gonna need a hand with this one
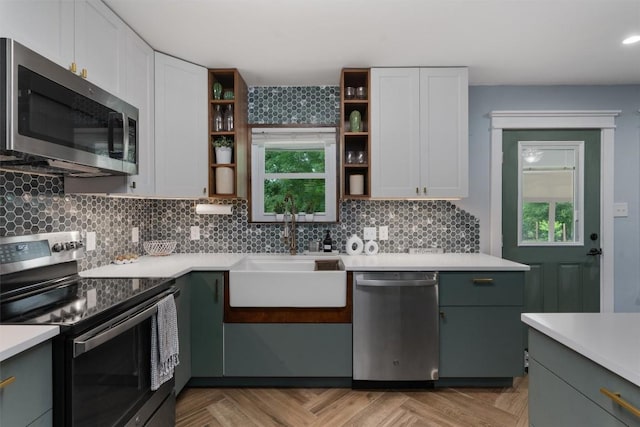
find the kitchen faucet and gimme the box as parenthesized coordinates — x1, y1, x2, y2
(282, 193, 297, 255)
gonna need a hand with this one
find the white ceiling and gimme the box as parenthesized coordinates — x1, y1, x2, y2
(105, 0, 640, 86)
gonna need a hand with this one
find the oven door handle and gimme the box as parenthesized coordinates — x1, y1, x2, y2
(73, 288, 178, 358)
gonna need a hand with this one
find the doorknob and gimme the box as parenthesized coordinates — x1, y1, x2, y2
(587, 248, 603, 256)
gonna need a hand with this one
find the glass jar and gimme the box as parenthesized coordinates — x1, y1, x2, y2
(213, 105, 223, 132)
(224, 105, 234, 131)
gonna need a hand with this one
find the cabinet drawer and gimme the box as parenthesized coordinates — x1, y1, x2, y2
(529, 329, 640, 426)
(0, 342, 52, 427)
(529, 359, 627, 427)
(439, 272, 524, 306)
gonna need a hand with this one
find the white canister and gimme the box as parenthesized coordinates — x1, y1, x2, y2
(215, 167, 234, 194)
(349, 174, 364, 195)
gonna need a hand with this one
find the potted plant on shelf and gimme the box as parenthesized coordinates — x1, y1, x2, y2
(304, 201, 315, 222)
(213, 136, 233, 164)
(274, 200, 285, 222)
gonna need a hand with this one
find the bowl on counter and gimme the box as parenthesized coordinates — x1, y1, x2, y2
(143, 240, 177, 256)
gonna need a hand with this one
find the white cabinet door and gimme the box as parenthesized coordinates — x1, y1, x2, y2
(154, 52, 208, 198)
(0, 0, 74, 68)
(370, 68, 421, 198)
(73, 0, 126, 96)
(419, 68, 468, 198)
(124, 28, 155, 195)
(370, 67, 468, 199)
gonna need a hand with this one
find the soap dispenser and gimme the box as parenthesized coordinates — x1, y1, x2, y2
(323, 230, 333, 253)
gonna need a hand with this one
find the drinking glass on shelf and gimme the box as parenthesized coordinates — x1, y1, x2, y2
(356, 151, 366, 164)
(346, 151, 355, 164)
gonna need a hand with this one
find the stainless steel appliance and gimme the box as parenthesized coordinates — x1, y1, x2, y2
(1, 38, 138, 177)
(0, 232, 177, 426)
(353, 271, 439, 385)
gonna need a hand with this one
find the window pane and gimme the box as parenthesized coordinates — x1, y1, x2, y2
(554, 202, 574, 242)
(264, 179, 326, 212)
(265, 148, 325, 173)
(522, 202, 549, 242)
(518, 142, 582, 245)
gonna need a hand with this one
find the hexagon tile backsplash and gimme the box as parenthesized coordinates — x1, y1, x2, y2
(1, 171, 479, 271)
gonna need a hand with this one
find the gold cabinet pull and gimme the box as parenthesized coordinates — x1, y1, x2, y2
(0, 376, 16, 389)
(415, 187, 419, 195)
(80, 68, 88, 79)
(69, 62, 77, 73)
(423, 187, 427, 194)
(600, 388, 640, 418)
(472, 278, 494, 284)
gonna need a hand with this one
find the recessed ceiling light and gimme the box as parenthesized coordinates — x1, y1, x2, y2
(622, 35, 640, 45)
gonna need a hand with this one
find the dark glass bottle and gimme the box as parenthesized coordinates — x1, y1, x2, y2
(323, 230, 333, 253)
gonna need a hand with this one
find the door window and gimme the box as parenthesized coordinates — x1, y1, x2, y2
(518, 141, 584, 246)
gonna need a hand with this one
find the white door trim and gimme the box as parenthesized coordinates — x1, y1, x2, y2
(489, 110, 620, 313)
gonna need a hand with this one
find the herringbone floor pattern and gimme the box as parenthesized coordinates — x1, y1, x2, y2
(176, 376, 528, 427)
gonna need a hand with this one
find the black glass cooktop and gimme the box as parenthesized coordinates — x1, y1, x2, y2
(3, 276, 172, 327)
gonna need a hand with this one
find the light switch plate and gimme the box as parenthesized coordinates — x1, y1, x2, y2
(379, 226, 389, 240)
(87, 288, 97, 308)
(131, 227, 139, 243)
(86, 232, 96, 251)
(363, 227, 377, 241)
(190, 226, 200, 240)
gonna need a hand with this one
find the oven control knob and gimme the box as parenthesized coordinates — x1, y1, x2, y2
(52, 243, 64, 252)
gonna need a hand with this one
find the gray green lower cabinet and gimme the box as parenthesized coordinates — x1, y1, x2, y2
(528, 329, 639, 426)
(438, 271, 524, 381)
(0, 341, 53, 427)
(174, 274, 192, 394)
(224, 324, 352, 378)
(190, 272, 224, 378)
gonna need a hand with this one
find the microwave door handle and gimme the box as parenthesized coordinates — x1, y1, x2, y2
(107, 112, 124, 157)
(123, 114, 130, 162)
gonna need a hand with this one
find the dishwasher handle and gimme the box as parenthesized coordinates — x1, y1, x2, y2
(356, 278, 437, 288)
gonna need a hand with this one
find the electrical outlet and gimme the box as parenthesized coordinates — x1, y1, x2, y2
(363, 227, 377, 241)
(131, 227, 139, 243)
(379, 226, 389, 240)
(86, 232, 96, 251)
(614, 202, 628, 217)
(190, 226, 200, 240)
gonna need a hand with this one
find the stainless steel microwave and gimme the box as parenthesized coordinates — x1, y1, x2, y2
(1, 38, 138, 176)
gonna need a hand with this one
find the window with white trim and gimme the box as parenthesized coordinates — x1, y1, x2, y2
(518, 141, 584, 246)
(251, 128, 337, 222)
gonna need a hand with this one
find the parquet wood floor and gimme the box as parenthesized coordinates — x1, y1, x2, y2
(175, 376, 528, 427)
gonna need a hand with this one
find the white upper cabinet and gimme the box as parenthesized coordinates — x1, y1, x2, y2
(123, 28, 155, 195)
(371, 67, 468, 199)
(0, 0, 74, 67)
(154, 52, 208, 198)
(0, 0, 126, 97)
(73, 0, 126, 95)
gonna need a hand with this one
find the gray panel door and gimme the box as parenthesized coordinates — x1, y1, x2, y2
(502, 129, 601, 313)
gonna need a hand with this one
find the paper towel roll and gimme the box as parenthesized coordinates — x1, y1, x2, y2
(349, 174, 364, 195)
(345, 235, 364, 255)
(364, 240, 379, 255)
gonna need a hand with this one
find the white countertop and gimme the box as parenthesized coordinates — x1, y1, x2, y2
(522, 313, 640, 387)
(80, 253, 246, 278)
(81, 252, 528, 278)
(0, 325, 59, 362)
(339, 253, 529, 271)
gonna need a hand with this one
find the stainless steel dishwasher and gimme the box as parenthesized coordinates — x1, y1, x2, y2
(353, 271, 439, 384)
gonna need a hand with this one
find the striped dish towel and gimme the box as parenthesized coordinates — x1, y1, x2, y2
(151, 294, 180, 391)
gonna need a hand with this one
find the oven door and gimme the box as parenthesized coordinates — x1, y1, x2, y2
(63, 289, 177, 427)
